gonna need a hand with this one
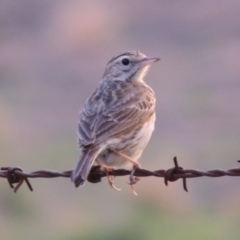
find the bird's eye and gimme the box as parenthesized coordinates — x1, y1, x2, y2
(121, 58, 130, 66)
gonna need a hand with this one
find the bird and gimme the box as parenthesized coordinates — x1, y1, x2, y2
(71, 51, 159, 191)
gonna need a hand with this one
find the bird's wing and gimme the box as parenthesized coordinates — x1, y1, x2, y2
(78, 82, 155, 147)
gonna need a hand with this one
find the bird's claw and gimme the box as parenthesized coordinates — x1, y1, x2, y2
(127, 167, 140, 195)
(108, 175, 121, 191)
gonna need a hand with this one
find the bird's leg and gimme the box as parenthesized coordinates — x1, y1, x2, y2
(111, 150, 141, 195)
(111, 150, 142, 169)
(95, 159, 121, 191)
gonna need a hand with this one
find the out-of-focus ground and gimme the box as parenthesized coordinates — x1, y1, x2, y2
(0, 1, 240, 239)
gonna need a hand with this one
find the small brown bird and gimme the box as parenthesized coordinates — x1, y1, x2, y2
(71, 51, 159, 190)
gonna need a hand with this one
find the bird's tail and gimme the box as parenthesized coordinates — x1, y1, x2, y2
(71, 148, 100, 187)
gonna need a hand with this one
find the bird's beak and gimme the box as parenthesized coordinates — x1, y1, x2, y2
(140, 57, 160, 67)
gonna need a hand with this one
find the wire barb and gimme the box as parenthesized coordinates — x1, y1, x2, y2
(1, 157, 240, 193)
(1, 167, 33, 193)
(164, 157, 188, 192)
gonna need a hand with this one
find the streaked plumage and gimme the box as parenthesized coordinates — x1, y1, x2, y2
(72, 51, 159, 187)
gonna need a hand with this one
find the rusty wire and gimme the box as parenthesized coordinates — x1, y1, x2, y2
(1, 157, 240, 193)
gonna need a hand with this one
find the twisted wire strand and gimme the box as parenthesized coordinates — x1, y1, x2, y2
(1, 157, 240, 193)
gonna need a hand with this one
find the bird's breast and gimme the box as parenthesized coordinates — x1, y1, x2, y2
(98, 113, 156, 168)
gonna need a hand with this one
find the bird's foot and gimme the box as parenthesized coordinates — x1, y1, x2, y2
(103, 166, 121, 192)
(127, 166, 140, 196)
(108, 174, 121, 191)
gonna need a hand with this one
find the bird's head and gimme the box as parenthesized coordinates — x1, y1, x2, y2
(103, 51, 160, 82)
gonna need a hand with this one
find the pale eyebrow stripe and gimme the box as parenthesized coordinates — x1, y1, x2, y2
(108, 52, 134, 64)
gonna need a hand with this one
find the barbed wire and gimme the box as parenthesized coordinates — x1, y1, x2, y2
(1, 157, 240, 193)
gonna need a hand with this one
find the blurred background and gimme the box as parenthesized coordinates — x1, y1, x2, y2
(1, 0, 240, 239)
